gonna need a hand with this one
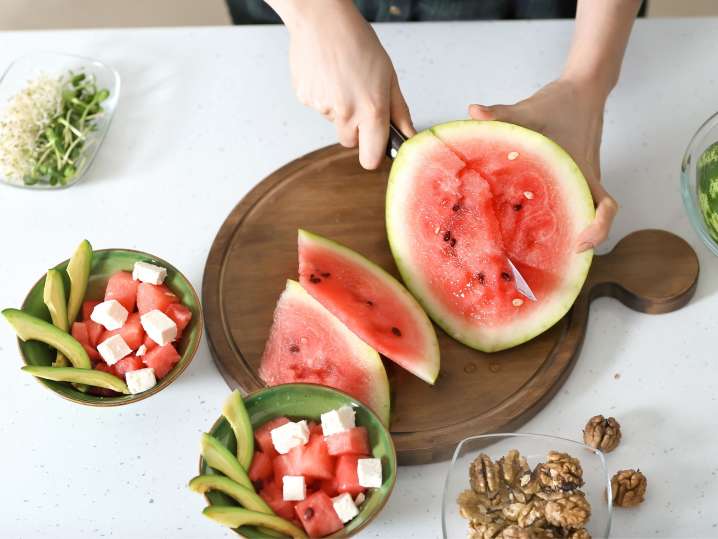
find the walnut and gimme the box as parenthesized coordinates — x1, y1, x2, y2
(611, 469, 647, 508)
(458, 489, 491, 522)
(567, 529, 591, 539)
(533, 451, 584, 495)
(516, 499, 547, 528)
(583, 415, 621, 453)
(544, 492, 591, 529)
(471, 453, 502, 498)
(499, 525, 534, 539)
(469, 518, 508, 539)
(499, 449, 531, 488)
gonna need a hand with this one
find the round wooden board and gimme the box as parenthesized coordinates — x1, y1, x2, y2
(203, 145, 699, 465)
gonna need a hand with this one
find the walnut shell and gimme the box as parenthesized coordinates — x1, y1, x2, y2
(471, 453, 503, 498)
(583, 415, 621, 453)
(544, 492, 591, 529)
(611, 469, 647, 508)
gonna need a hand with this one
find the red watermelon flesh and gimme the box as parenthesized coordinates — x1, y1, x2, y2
(71, 322, 99, 360)
(99, 312, 145, 350)
(142, 343, 180, 379)
(164, 303, 192, 332)
(114, 355, 144, 377)
(85, 320, 104, 347)
(255, 417, 290, 458)
(298, 230, 440, 385)
(334, 454, 367, 496)
(325, 427, 371, 456)
(294, 491, 344, 538)
(259, 280, 390, 425)
(387, 121, 594, 352)
(248, 451, 273, 484)
(104, 271, 138, 312)
(286, 432, 335, 480)
(137, 283, 179, 315)
(81, 300, 100, 322)
(259, 481, 296, 521)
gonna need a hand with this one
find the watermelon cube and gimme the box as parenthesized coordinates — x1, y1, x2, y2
(294, 491, 344, 538)
(99, 312, 145, 350)
(325, 427, 371, 457)
(259, 481, 296, 521)
(248, 451, 273, 484)
(137, 283, 179, 315)
(335, 454, 367, 496)
(81, 300, 100, 322)
(85, 320, 104, 347)
(164, 303, 192, 332)
(143, 334, 158, 352)
(114, 355, 145, 377)
(104, 271, 138, 312)
(288, 432, 335, 480)
(141, 343, 180, 379)
(94, 361, 120, 379)
(272, 453, 299, 486)
(255, 417, 290, 458)
(319, 477, 339, 498)
(71, 322, 99, 360)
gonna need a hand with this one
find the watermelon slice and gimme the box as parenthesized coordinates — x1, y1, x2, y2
(259, 280, 390, 425)
(387, 121, 594, 352)
(298, 230, 440, 384)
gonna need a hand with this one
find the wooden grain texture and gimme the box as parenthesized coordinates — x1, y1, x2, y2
(202, 145, 699, 465)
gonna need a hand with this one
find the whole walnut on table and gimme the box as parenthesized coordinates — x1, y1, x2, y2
(611, 469, 647, 508)
(583, 415, 622, 453)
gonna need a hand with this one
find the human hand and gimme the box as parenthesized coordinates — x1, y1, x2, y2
(468, 78, 618, 252)
(283, 1, 415, 169)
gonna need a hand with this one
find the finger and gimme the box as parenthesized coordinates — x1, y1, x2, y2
(335, 119, 359, 148)
(576, 195, 619, 252)
(390, 77, 416, 137)
(468, 103, 515, 122)
(358, 111, 390, 170)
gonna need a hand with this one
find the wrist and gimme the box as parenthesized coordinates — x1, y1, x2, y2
(267, 0, 356, 33)
(560, 68, 613, 106)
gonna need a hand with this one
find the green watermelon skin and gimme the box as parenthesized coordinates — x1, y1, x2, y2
(698, 141, 718, 242)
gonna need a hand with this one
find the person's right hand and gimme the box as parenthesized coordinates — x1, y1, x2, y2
(281, 1, 415, 169)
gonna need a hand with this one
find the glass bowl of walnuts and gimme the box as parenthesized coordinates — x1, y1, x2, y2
(442, 433, 612, 539)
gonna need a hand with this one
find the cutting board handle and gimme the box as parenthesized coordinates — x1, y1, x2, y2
(584, 229, 699, 313)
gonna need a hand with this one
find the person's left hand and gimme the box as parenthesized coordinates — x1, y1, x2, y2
(469, 78, 618, 252)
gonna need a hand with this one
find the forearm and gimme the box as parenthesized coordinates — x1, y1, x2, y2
(563, 0, 642, 99)
(265, 0, 359, 32)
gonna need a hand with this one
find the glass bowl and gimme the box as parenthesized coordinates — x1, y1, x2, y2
(0, 52, 120, 189)
(681, 110, 718, 256)
(442, 433, 612, 539)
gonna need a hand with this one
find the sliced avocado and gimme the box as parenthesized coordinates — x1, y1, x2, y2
(222, 389, 254, 470)
(43, 269, 69, 367)
(21, 366, 129, 394)
(200, 433, 253, 491)
(3, 309, 91, 369)
(203, 506, 307, 539)
(66, 240, 92, 325)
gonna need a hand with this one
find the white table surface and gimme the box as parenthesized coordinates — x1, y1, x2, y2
(0, 17, 717, 539)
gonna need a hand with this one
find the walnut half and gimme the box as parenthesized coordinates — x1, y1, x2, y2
(544, 492, 591, 529)
(470, 453, 502, 498)
(611, 469, 647, 508)
(583, 415, 622, 453)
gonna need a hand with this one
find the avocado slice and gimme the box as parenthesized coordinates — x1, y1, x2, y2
(203, 506, 307, 539)
(21, 366, 129, 394)
(200, 433, 253, 491)
(222, 389, 254, 470)
(66, 240, 92, 325)
(43, 269, 70, 367)
(3, 309, 91, 369)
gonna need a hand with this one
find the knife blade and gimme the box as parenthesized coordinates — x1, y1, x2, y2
(507, 258, 537, 302)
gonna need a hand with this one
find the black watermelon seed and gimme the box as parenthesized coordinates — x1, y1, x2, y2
(513, 204, 522, 211)
(391, 326, 402, 337)
(501, 272, 511, 281)
(449, 238, 456, 247)
(452, 204, 460, 212)
(320, 272, 331, 278)
(366, 300, 374, 306)
(309, 274, 321, 284)
(476, 272, 485, 284)
(304, 508, 315, 520)
(289, 344, 300, 353)
(443, 231, 451, 242)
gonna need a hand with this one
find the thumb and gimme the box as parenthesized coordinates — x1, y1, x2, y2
(468, 103, 516, 122)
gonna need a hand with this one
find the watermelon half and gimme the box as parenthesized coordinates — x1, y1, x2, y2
(386, 120, 594, 352)
(259, 280, 390, 424)
(297, 229, 440, 384)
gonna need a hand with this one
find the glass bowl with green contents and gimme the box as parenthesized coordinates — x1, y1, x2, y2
(0, 52, 120, 189)
(681, 110, 718, 256)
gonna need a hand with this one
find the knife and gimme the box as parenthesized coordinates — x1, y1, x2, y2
(386, 123, 537, 302)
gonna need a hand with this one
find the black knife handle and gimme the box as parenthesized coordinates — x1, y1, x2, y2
(386, 123, 408, 159)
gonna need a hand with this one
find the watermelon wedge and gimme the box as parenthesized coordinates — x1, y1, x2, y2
(259, 280, 390, 425)
(387, 120, 594, 352)
(297, 230, 440, 385)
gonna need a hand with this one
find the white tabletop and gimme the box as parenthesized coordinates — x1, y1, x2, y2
(0, 18, 717, 539)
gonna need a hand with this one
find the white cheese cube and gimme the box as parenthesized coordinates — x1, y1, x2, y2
(270, 420, 310, 454)
(132, 261, 167, 285)
(135, 344, 147, 357)
(321, 405, 356, 437)
(90, 299, 128, 331)
(97, 334, 132, 366)
(282, 475, 306, 501)
(125, 367, 157, 394)
(357, 458, 382, 488)
(140, 309, 177, 346)
(354, 493, 365, 506)
(332, 493, 359, 523)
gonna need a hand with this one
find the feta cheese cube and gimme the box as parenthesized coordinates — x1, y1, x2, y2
(354, 493, 365, 506)
(90, 299, 128, 331)
(357, 458, 382, 488)
(270, 420, 310, 454)
(132, 261, 167, 285)
(321, 405, 356, 436)
(125, 367, 157, 394)
(135, 344, 147, 357)
(140, 309, 177, 346)
(282, 475, 306, 501)
(332, 493, 359, 523)
(97, 334, 132, 366)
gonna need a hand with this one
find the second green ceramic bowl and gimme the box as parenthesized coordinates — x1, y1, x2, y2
(18, 248, 203, 406)
(200, 383, 397, 538)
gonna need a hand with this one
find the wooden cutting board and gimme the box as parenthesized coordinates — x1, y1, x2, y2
(202, 145, 699, 465)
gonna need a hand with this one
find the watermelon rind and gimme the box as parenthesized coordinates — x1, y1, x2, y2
(386, 120, 595, 353)
(698, 141, 718, 242)
(261, 280, 391, 425)
(298, 229, 440, 384)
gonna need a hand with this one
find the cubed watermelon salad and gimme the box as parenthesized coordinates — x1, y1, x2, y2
(192, 391, 385, 539)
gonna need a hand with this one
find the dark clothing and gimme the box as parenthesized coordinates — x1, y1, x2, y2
(226, 0, 646, 25)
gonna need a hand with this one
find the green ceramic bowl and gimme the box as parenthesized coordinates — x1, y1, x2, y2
(199, 384, 397, 538)
(18, 248, 202, 406)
